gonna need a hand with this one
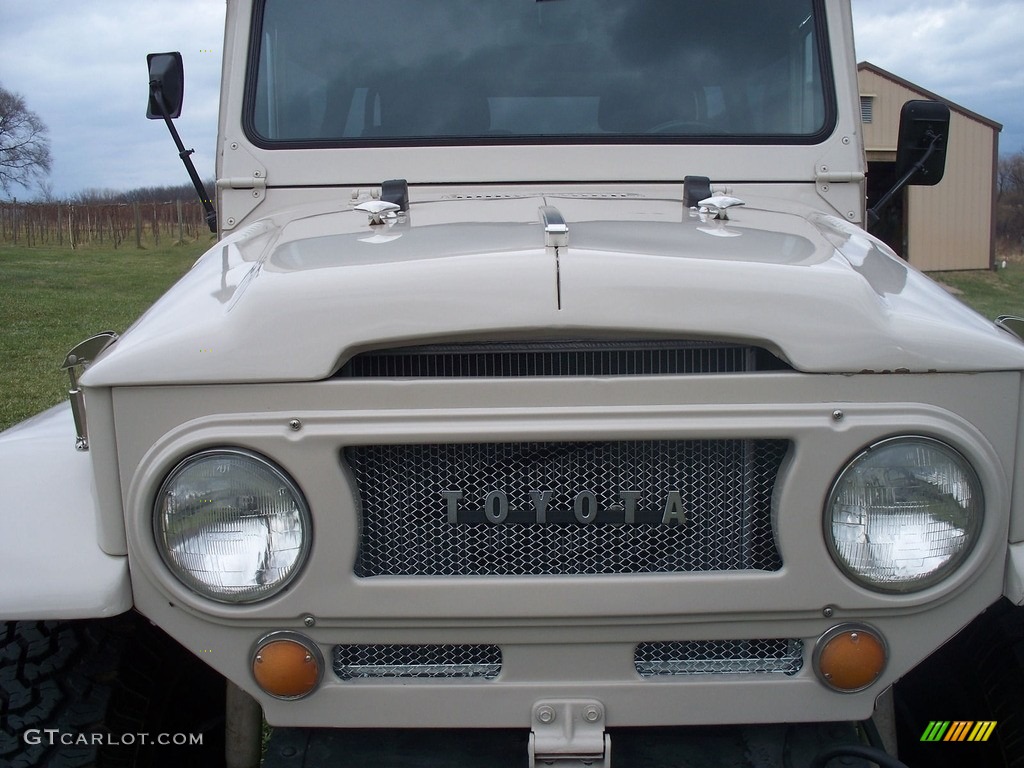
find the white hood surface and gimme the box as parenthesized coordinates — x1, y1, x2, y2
(83, 192, 1024, 386)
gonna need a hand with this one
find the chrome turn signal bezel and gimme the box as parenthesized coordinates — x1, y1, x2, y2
(252, 631, 324, 700)
(812, 623, 888, 693)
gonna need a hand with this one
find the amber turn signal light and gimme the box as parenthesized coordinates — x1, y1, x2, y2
(813, 624, 887, 692)
(252, 632, 323, 700)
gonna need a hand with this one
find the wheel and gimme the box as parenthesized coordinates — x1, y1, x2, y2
(0, 614, 226, 768)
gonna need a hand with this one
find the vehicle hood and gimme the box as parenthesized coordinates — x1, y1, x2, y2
(83, 192, 1024, 386)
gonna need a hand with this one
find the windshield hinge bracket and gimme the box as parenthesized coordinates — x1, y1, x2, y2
(217, 142, 269, 230)
(813, 155, 867, 223)
(217, 175, 267, 190)
(815, 168, 865, 184)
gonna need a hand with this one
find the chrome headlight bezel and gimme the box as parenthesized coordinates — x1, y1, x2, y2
(153, 447, 312, 604)
(824, 435, 984, 594)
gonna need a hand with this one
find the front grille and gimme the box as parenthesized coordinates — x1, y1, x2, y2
(345, 439, 787, 577)
(333, 644, 502, 680)
(635, 639, 805, 677)
(337, 340, 790, 378)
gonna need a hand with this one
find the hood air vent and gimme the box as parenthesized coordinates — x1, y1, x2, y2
(337, 341, 790, 378)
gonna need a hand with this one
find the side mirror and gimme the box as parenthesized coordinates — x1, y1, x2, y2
(894, 99, 949, 187)
(867, 99, 950, 231)
(147, 52, 184, 119)
(146, 51, 217, 232)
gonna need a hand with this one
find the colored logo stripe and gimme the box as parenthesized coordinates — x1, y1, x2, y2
(944, 722, 973, 741)
(921, 721, 950, 742)
(920, 721, 997, 742)
(968, 722, 998, 742)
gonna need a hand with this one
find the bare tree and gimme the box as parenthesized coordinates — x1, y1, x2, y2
(996, 150, 1024, 250)
(0, 84, 53, 196)
(998, 151, 1024, 201)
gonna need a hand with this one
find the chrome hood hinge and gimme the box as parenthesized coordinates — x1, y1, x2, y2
(61, 331, 118, 450)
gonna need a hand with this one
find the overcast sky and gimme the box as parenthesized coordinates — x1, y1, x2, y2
(0, 0, 1021, 199)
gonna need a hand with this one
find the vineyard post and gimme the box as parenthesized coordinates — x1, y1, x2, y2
(134, 201, 143, 249)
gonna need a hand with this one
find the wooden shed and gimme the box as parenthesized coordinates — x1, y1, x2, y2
(857, 61, 1001, 271)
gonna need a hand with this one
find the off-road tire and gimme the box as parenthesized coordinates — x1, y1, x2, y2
(0, 614, 225, 768)
(893, 599, 1024, 768)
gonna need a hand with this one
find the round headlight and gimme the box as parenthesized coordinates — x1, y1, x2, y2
(825, 437, 982, 593)
(154, 449, 311, 603)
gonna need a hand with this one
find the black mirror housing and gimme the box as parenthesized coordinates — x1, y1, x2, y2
(147, 52, 184, 119)
(895, 100, 950, 187)
(867, 99, 951, 231)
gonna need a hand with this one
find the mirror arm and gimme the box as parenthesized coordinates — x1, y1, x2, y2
(150, 82, 218, 233)
(866, 130, 942, 231)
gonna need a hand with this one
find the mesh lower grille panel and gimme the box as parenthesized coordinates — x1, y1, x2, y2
(635, 639, 805, 677)
(333, 644, 502, 680)
(346, 440, 787, 577)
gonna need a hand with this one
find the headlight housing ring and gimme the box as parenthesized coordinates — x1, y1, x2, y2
(824, 436, 983, 593)
(154, 448, 312, 604)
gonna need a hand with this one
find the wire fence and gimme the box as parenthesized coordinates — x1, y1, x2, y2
(0, 200, 209, 248)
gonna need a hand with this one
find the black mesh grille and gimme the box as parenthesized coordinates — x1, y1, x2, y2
(345, 440, 787, 577)
(634, 639, 804, 677)
(337, 341, 790, 378)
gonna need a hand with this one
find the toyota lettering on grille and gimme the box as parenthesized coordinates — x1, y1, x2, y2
(442, 490, 688, 526)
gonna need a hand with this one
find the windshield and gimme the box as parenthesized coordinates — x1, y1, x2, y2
(246, 0, 833, 147)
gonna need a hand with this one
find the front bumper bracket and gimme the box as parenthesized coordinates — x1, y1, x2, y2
(529, 699, 610, 768)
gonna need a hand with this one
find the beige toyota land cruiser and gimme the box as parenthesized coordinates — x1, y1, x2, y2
(4, 2, 1024, 767)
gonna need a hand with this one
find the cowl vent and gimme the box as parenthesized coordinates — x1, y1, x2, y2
(336, 340, 791, 378)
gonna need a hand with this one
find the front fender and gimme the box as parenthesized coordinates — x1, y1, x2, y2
(0, 404, 131, 619)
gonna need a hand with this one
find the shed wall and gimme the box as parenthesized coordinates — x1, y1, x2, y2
(908, 117, 994, 271)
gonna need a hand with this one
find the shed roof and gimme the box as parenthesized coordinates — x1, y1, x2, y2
(858, 61, 1002, 132)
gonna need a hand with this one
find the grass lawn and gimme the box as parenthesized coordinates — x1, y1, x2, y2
(1, 238, 1022, 433)
(0, 238, 212, 431)
(927, 260, 1024, 321)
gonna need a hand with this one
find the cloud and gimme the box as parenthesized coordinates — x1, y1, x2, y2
(852, 0, 1024, 150)
(0, 0, 224, 196)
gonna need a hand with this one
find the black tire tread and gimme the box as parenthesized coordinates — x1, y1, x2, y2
(0, 619, 125, 767)
(0, 614, 225, 768)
